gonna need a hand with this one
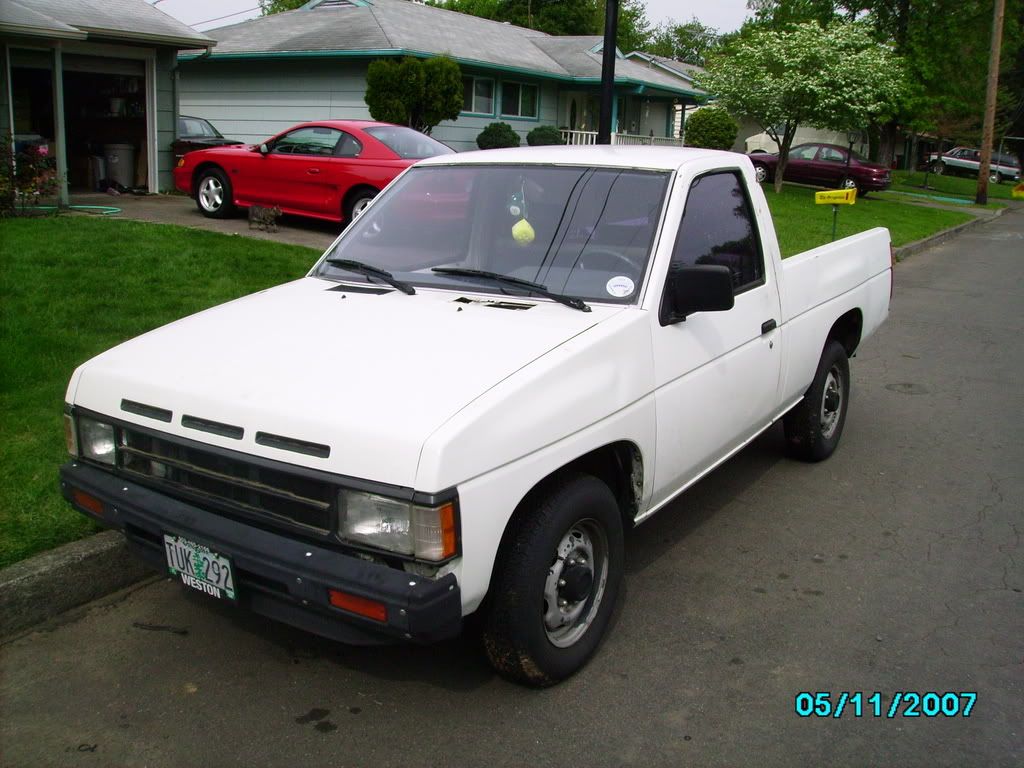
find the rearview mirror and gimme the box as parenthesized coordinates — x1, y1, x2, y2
(659, 265, 735, 325)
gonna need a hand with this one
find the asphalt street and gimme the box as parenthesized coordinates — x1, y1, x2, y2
(2, 208, 1022, 767)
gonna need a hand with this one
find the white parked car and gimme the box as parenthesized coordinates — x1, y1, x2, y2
(61, 146, 891, 686)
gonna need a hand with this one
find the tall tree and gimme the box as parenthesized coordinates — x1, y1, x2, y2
(615, 0, 652, 53)
(259, 0, 306, 14)
(429, 0, 601, 35)
(647, 18, 720, 65)
(699, 21, 906, 192)
(746, 0, 844, 27)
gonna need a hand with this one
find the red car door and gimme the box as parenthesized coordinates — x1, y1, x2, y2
(814, 145, 849, 187)
(783, 144, 821, 185)
(248, 126, 343, 216)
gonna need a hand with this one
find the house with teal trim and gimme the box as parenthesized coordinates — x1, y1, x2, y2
(178, 0, 706, 152)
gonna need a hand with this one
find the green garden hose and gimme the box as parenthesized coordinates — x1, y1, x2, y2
(27, 205, 122, 215)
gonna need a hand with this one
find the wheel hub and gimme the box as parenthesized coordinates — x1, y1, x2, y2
(820, 367, 843, 439)
(542, 520, 609, 648)
(824, 389, 841, 413)
(558, 564, 593, 603)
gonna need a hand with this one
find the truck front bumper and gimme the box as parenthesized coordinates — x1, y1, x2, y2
(60, 461, 462, 646)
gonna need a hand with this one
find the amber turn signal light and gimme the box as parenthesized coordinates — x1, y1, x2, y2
(71, 488, 104, 517)
(328, 589, 387, 622)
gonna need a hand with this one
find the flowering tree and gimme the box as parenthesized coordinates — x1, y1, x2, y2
(698, 22, 905, 192)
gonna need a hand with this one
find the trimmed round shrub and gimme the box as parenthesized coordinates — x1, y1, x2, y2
(685, 107, 739, 151)
(526, 125, 564, 146)
(476, 122, 521, 150)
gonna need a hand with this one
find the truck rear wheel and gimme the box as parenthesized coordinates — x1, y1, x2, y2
(482, 473, 623, 687)
(783, 340, 850, 462)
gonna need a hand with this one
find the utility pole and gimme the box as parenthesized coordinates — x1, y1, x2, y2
(976, 0, 1006, 205)
(597, 0, 619, 145)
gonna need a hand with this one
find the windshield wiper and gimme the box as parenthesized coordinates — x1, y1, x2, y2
(325, 258, 416, 295)
(431, 268, 591, 313)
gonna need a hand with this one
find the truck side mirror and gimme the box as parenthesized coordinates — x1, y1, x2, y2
(659, 264, 735, 325)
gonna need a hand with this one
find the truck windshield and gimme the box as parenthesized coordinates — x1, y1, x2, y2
(316, 164, 670, 305)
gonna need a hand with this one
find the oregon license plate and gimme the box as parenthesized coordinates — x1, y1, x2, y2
(164, 534, 236, 601)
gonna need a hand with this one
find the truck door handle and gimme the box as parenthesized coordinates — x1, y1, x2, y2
(761, 319, 777, 334)
(307, 168, 320, 175)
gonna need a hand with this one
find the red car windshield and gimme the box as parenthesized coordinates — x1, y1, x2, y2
(364, 126, 455, 159)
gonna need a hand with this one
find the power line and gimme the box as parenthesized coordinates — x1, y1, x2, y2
(189, 6, 262, 28)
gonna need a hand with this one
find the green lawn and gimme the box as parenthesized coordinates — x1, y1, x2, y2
(891, 170, 1019, 201)
(763, 183, 974, 257)
(0, 216, 319, 568)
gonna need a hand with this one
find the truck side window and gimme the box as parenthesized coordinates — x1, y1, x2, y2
(669, 171, 764, 293)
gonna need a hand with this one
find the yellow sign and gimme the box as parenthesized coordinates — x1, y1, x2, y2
(1012, 183, 1024, 200)
(815, 188, 858, 205)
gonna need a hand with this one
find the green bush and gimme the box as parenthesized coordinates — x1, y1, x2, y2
(526, 125, 564, 146)
(684, 107, 739, 151)
(476, 122, 521, 150)
(0, 135, 59, 217)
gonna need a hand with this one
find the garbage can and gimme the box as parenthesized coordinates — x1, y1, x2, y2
(103, 143, 135, 188)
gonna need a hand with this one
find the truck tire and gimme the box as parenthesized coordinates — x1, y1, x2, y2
(482, 473, 623, 687)
(931, 161, 945, 175)
(783, 340, 850, 462)
(195, 167, 235, 219)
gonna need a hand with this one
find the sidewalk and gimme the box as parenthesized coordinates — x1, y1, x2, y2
(69, 193, 339, 252)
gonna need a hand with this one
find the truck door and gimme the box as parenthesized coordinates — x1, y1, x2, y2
(649, 170, 782, 507)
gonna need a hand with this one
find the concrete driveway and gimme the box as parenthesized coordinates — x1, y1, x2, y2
(70, 193, 340, 252)
(1, 209, 1021, 767)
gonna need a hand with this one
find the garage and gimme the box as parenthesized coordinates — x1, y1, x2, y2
(1, 0, 213, 203)
(9, 50, 151, 192)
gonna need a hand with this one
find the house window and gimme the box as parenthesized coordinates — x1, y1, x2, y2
(462, 76, 494, 115)
(500, 82, 538, 118)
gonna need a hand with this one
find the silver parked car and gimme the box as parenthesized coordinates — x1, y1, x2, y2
(927, 146, 1021, 183)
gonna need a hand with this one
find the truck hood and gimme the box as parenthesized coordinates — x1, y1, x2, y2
(71, 277, 620, 488)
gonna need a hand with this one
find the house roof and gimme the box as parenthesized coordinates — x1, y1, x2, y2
(0, 0, 213, 48)
(625, 51, 707, 91)
(184, 0, 702, 99)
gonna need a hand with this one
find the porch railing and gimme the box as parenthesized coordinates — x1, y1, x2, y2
(560, 130, 684, 147)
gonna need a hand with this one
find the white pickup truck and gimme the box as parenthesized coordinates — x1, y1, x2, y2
(60, 146, 891, 686)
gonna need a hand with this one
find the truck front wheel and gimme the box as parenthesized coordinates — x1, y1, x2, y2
(482, 474, 624, 687)
(783, 340, 850, 462)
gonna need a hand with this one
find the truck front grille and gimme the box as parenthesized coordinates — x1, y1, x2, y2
(117, 427, 334, 533)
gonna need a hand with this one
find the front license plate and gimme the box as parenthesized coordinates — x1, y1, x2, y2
(164, 534, 236, 601)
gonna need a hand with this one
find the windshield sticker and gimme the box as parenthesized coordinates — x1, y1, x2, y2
(606, 276, 635, 298)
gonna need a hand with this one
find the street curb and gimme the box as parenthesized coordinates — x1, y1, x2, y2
(0, 531, 151, 638)
(893, 206, 1003, 262)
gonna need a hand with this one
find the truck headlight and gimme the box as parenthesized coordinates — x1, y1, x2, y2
(339, 491, 457, 561)
(78, 416, 116, 465)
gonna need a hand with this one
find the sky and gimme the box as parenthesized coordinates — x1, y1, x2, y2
(149, 0, 752, 34)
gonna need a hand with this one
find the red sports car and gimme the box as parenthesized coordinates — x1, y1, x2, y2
(748, 142, 891, 194)
(173, 120, 455, 224)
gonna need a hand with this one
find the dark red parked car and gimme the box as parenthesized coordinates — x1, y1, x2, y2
(748, 142, 891, 194)
(173, 120, 454, 224)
